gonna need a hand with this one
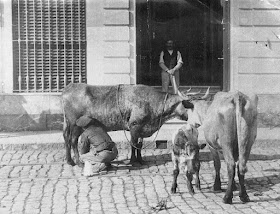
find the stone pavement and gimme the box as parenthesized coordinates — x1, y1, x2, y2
(0, 143, 280, 214)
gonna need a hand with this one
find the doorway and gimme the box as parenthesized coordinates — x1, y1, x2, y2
(136, 0, 229, 89)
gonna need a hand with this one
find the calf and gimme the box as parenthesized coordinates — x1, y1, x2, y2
(171, 123, 206, 195)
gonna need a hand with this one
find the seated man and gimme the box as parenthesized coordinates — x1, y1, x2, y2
(76, 116, 118, 176)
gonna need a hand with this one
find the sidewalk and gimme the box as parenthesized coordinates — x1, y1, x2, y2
(1, 122, 280, 150)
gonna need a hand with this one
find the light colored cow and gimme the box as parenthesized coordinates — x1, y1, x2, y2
(185, 90, 258, 204)
(171, 123, 206, 195)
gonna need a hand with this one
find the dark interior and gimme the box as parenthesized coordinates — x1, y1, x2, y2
(136, 0, 224, 87)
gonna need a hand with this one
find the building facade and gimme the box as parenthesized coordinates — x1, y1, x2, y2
(0, 0, 279, 131)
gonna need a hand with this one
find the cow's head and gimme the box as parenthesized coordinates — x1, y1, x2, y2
(178, 124, 206, 174)
(176, 88, 211, 125)
(174, 100, 194, 121)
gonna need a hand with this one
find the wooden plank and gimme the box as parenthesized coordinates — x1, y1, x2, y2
(239, 10, 280, 26)
(239, 0, 280, 9)
(104, 58, 130, 74)
(104, 10, 129, 25)
(104, 0, 129, 9)
(104, 26, 130, 41)
(238, 42, 280, 57)
(104, 42, 130, 57)
(238, 74, 280, 94)
(234, 27, 280, 41)
(103, 74, 130, 84)
(238, 58, 280, 73)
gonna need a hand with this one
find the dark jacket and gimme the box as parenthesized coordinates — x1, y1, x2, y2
(163, 49, 178, 69)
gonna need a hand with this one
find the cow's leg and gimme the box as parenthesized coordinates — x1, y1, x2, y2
(70, 126, 83, 167)
(186, 171, 194, 195)
(130, 135, 138, 164)
(171, 159, 179, 193)
(136, 138, 144, 164)
(222, 150, 236, 204)
(237, 165, 250, 203)
(194, 171, 201, 191)
(209, 147, 222, 192)
(63, 122, 75, 166)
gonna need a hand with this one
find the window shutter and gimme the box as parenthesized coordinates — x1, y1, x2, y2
(12, 0, 87, 93)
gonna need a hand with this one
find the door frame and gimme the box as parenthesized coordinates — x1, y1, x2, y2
(135, 0, 231, 91)
(222, 0, 230, 91)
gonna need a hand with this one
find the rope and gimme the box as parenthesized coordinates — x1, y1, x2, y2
(116, 85, 168, 150)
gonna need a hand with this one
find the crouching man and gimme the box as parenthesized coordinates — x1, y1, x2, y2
(76, 116, 118, 177)
(171, 123, 206, 195)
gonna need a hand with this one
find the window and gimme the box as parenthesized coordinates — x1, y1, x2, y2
(12, 0, 86, 93)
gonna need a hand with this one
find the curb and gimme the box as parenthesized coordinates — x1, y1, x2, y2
(1, 139, 280, 151)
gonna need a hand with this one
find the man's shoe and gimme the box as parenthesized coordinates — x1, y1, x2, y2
(91, 163, 107, 173)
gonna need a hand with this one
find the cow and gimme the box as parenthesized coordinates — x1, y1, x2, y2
(62, 83, 204, 167)
(171, 123, 206, 195)
(185, 90, 258, 204)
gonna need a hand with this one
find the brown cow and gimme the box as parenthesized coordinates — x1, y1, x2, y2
(62, 83, 202, 167)
(185, 90, 258, 204)
(171, 123, 206, 195)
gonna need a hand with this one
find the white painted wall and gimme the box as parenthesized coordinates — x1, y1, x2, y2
(86, 0, 136, 85)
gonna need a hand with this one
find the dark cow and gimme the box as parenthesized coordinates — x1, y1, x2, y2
(171, 123, 206, 195)
(186, 90, 258, 204)
(62, 83, 200, 167)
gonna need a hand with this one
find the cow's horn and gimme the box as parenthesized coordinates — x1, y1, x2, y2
(184, 90, 201, 96)
(200, 87, 210, 100)
(177, 90, 188, 99)
(186, 87, 192, 92)
(178, 89, 193, 101)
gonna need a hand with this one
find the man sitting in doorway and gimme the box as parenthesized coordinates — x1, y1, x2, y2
(159, 40, 183, 94)
(76, 116, 118, 177)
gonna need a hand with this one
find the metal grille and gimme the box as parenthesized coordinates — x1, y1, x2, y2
(12, 0, 86, 93)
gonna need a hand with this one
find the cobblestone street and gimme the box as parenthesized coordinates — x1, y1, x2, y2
(0, 144, 280, 214)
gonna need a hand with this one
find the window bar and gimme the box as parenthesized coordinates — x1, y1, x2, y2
(78, 0, 82, 83)
(33, 0, 37, 92)
(40, 0, 44, 92)
(71, 0, 74, 83)
(48, 0, 52, 92)
(56, 0, 59, 91)
(63, 0, 67, 87)
(25, 0, 29, 92)
(17, 0, 22, 92)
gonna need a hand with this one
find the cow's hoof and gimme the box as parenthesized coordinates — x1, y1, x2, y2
(77, 162, 85, 168)
(223, 196, 233, 204)
(210, 185, 223, 193)
(130, 159, 146, 165)
(240, 194, 250, 203)
(189, 190, 195, 196)
(171, 187, 176, 194)
(67, 159, 76, 166)
(137, 159, 147, 165)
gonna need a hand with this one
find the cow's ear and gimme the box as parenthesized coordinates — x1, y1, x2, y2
(182, 100, 194, 109)
(199, 143, 207, 150)
(76, 116, 92, 128)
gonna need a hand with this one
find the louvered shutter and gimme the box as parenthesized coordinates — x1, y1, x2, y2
(12, 0, 86, 93)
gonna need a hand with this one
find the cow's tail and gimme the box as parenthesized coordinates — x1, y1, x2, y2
(235, 93, 248, 175)
(61, 95, 70, 142)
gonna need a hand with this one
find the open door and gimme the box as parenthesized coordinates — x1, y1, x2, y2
(136, 0, 228, 89)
